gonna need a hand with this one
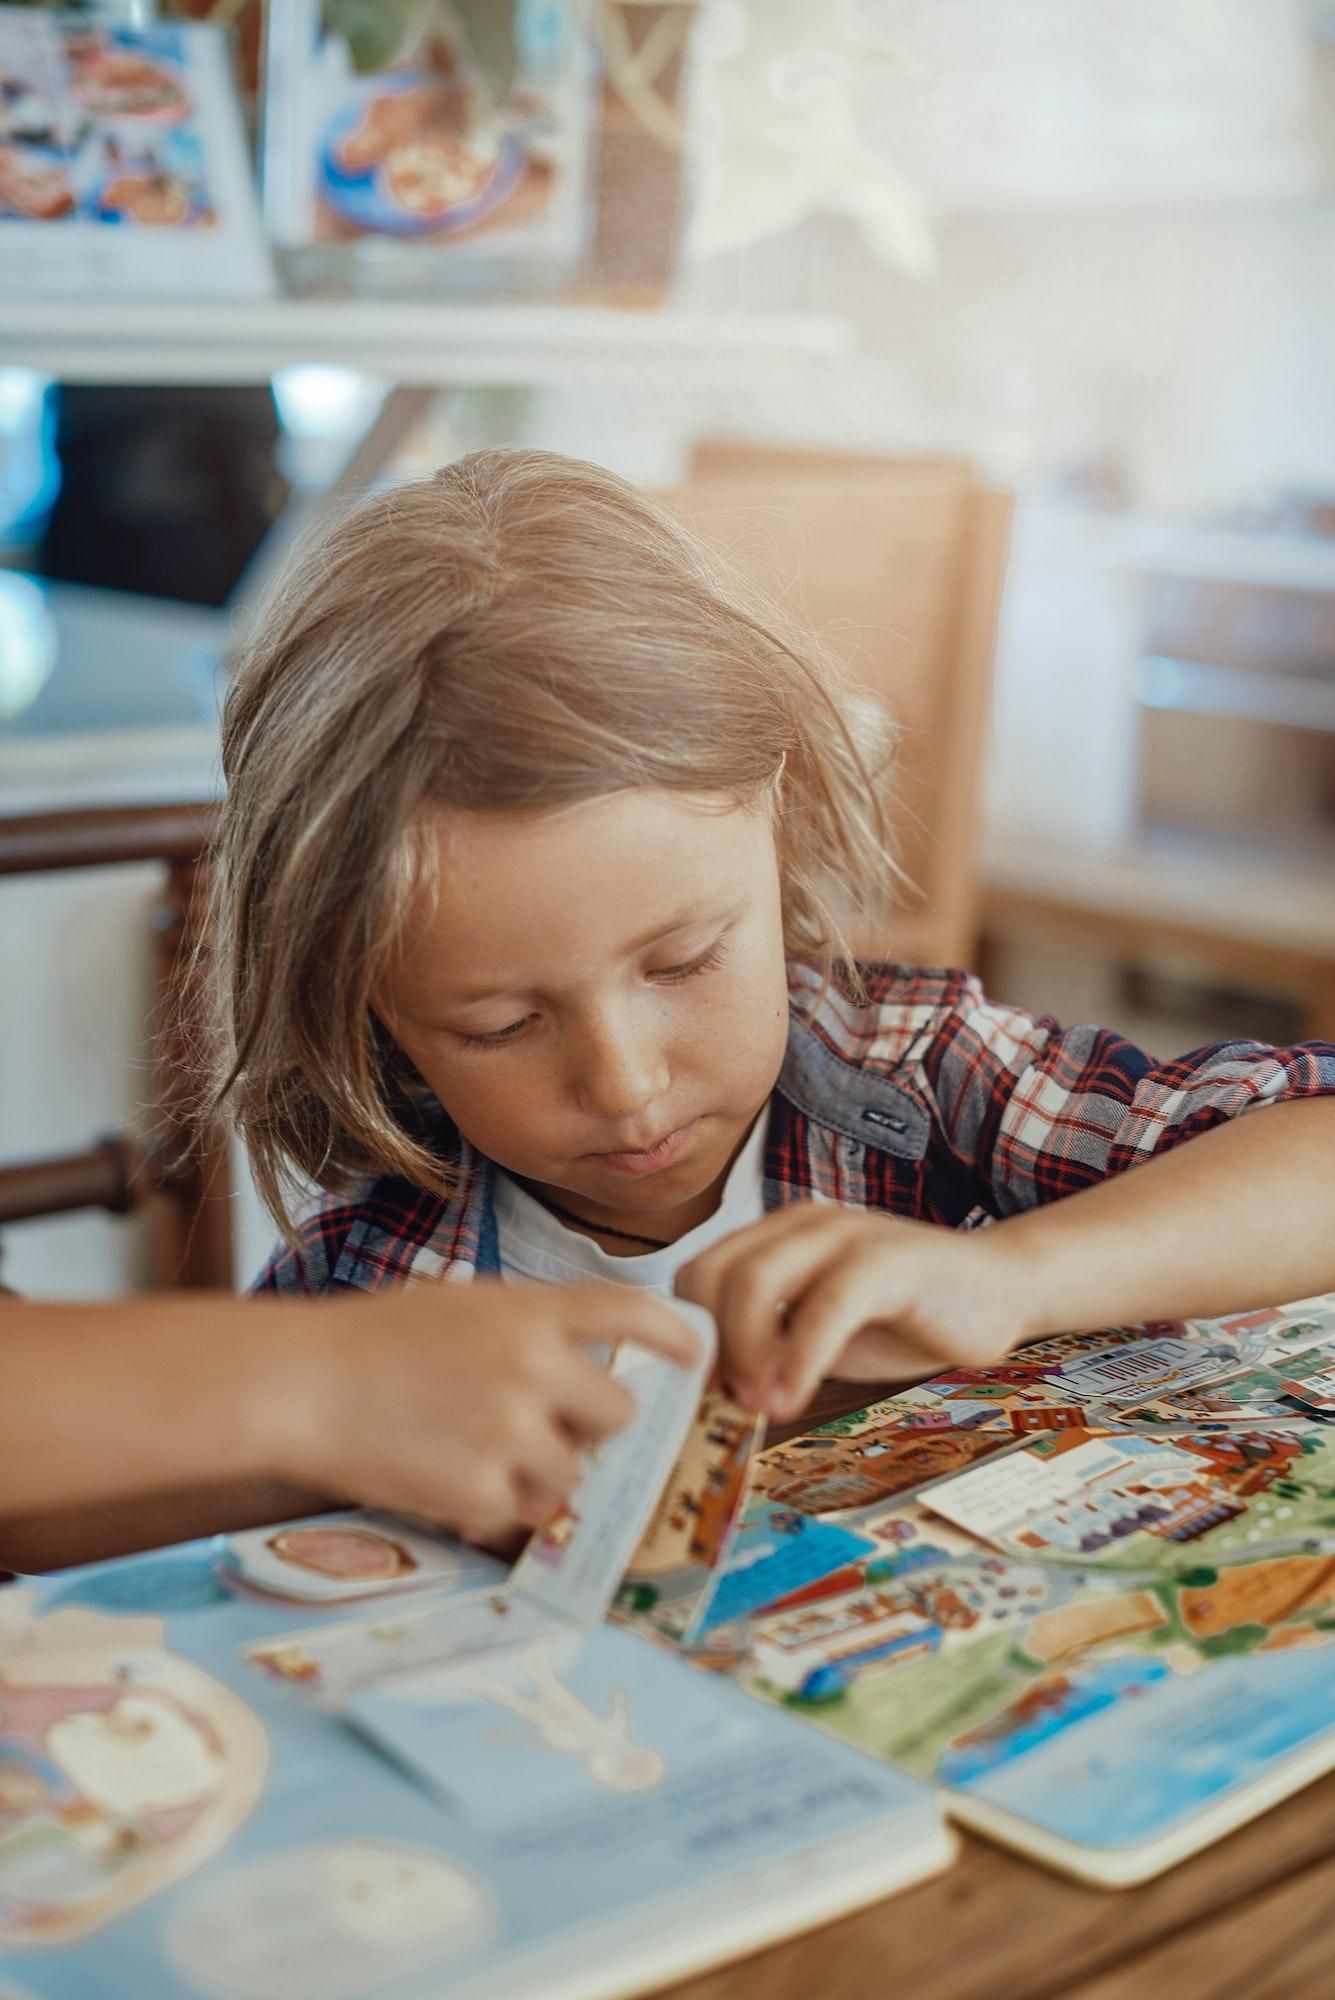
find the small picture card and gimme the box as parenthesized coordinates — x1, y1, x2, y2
(221, 1511, 467, 1606)
(0, 8, 274, 297)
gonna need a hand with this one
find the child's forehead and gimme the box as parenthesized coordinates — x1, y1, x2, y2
(385, 792, 776, 1005)
(426, 789, 764, 896)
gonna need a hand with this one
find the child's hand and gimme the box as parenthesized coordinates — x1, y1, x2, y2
(676, 1207, 1028, 1422)
(281, 1280, 702, 1543)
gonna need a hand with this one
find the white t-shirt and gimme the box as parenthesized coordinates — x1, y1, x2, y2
(495, 1113, 768, 1297)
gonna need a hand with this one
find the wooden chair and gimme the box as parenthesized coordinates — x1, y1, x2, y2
(0, 802, 232, 1289)
(660, 442, 1012, 967)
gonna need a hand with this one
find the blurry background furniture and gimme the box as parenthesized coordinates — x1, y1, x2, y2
(981, 517, 1335, 1050)
(663, 442, 1012, 968)
(0, 801, 229, 1290)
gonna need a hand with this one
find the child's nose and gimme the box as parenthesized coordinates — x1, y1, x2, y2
(571, 1014, 670, 1122)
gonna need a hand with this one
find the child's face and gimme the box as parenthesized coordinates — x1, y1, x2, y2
(379, 789, 791, 1230)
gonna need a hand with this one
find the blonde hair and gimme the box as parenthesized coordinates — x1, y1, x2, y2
(209, 448, 902, 1235)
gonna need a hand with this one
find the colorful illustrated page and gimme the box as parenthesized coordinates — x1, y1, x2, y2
(614, 1392, 767, 1647)
(0, 1594, 268, 1950)
(849, 1301, 1335, 1440)
(3, 1534, 942, 1998)
(1112, 1299, 1335, 1427)
(511, 1303, 717, 1630)
(728, 1491, 1335, 1860)
(752, 1414, 1022, 1517)
(919, 1424, 1335, 1578)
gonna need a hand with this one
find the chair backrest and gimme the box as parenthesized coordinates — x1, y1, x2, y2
(658, 443, 1011, 969)
(0, 803, 230, 1289)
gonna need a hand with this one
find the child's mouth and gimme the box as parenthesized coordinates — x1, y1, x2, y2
(589, 1121, 697, 1177)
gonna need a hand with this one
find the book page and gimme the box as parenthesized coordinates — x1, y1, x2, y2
(508, 1299, 717, 1630)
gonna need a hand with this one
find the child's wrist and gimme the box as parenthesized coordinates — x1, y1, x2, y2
(235, 1301, 342, 1491)
(974, 1218, 1060, 1353)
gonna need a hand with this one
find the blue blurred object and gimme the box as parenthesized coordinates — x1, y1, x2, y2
(0, 368, 59, 548)
(0, 570, 225, 736)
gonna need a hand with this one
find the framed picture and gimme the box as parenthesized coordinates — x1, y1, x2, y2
(0, 5, 273, 298)
(261, 0, 593, 295)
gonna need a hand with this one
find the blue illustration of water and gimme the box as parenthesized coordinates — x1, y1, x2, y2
(695, 1512, 873, 1635)
(940, 1656, 1169, 1786)
(39, 1540, 231, 1614)
(954, 1648, 1335, 1850)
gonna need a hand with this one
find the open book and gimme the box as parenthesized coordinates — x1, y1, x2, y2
(0, 1304, 950, 2000)
(9, 1288, 1335, 1998)
(609, 1290, 1335, 1888)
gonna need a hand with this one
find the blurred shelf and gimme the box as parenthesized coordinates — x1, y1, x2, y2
(1135, 655, 1335, 737)
(983, 829, 1335, 963)
(1016, 505, 1335, 596)
(0, 297, 854, 387)
(1127, 523, 1335, 595)
(0, 725, 220, 817)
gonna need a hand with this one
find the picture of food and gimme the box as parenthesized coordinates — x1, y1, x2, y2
(266, 1525, 420, 1584)
(100, 171, 193, 228)
(0, 13, 272, 298)
(336, 77, 472, 175)
(318, 68, 522, 240)
(67, 42, 189, 124)
(382, 135, 499, 218)
(0, 142, 73, 220)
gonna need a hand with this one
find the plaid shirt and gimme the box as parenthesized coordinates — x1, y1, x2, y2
(255, 959, 1335, 1293)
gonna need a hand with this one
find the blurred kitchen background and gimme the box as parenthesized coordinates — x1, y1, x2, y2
(3, 0, 1334, 1296)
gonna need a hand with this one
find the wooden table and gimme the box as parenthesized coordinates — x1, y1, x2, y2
(665, 1774, 1335, 2000)
(662, 1379, 1335, 2000)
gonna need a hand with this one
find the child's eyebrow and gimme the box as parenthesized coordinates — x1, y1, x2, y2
(435, 903, 745, 1010)
(624, 900, 742, 957)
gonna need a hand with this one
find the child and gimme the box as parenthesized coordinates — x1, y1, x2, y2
(210, 448, 1332, 1520)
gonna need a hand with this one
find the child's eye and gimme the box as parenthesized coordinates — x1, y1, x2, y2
(456, 1015, 535, 1051)
(651, 939, 729, 986)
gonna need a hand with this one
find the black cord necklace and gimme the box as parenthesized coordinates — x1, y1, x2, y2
(531, 1188, 674, 1252)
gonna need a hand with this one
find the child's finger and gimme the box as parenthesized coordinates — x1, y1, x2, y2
(838, 1324, 945, 1384)
(769, 1261, 890, 1420)
(512, 1421, 586, 1511)
(676, 1204, 826, 1311)
(710, 1224, 850, 1409)
(709, 1267, 814, 1411)
(554, 1356, 638, 1446)
(556, 1287, 704, 1369)
(455, 1466, 525, 1544)
(514, 1475, 569, 1531)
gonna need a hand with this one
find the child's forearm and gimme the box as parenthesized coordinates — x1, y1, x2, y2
(0, 1479, 329, 1575)
(995, 1097, 1335, 1340)
(0, 1297, 335, 1569)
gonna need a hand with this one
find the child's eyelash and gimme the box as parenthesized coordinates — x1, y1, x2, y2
(653, 938, 729, 984)
(457, 1017, 533, 1052)
(456, 940, 729, 1050)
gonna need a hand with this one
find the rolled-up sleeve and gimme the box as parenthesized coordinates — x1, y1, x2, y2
(921, 974, 1335, 1218)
